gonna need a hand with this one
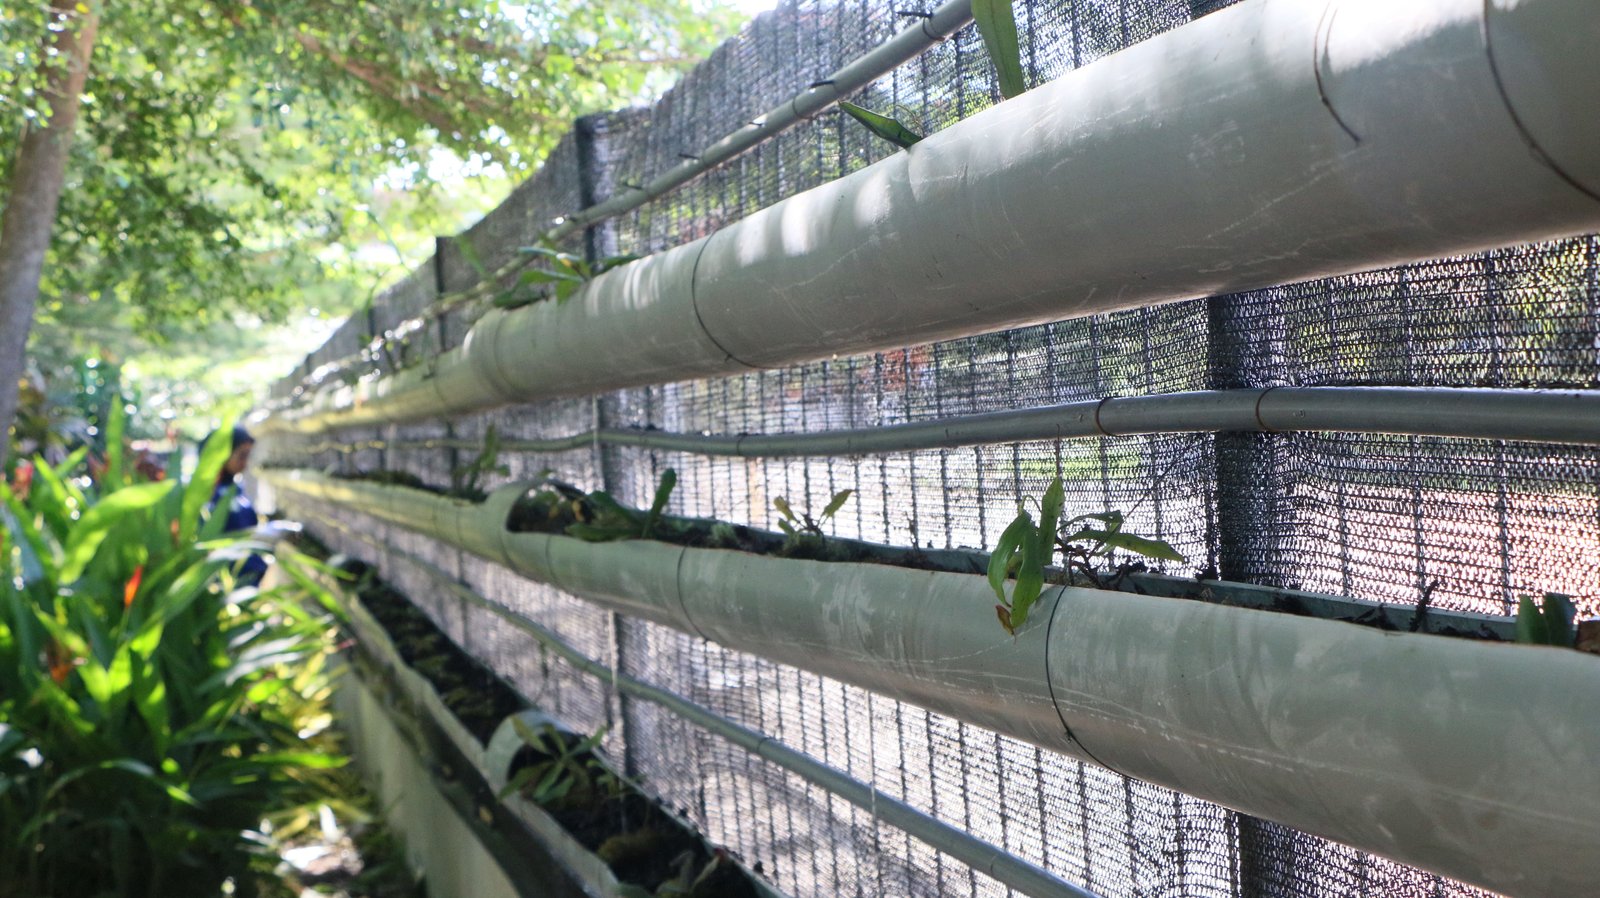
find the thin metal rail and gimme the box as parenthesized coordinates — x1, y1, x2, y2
(284, 386, 1600, 459)
(307, 509, 1103, 898)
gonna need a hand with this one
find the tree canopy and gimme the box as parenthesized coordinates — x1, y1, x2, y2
(1, 0, 742, 448)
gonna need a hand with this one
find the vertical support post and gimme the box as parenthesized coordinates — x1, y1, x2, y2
(574, 112, 637, 776)
(431, 235, 471, 645)
(1207, 291, 1295, 898)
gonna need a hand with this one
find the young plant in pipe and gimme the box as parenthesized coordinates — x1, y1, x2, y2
(987, 477, 1184, 634)
(495, 239, 640, 309)
(773, 488, 853, 556)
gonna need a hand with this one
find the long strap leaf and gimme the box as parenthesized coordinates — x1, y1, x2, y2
(973, 0, 1026, 99)
(839, 101, 923, 149)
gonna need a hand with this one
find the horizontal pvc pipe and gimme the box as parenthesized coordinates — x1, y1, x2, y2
(293, 388, 1600, 461)
(270, 470, 1600, 897)
(268, 1, 975, 405)
(1049, 590, 1600, 898)
(266, 468, 1522, 639)
(313, 508, 1097, 898)
(264, 0, 1600, 435)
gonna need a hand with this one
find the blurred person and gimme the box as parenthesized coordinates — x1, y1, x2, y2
(209, 425, 267, 585)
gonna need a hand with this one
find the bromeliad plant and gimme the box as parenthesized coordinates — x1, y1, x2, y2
(987, 477, 1184, 634)
(0, 427, 343, 897)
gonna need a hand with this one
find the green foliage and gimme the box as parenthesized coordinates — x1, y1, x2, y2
(1515, 593, 1577, 647)
(500, 720, 623, 809)
(838, 101, 923, 150)
(496, 241, 642, 308)
(450, 424, 510, 498)
(972, 0, 1027, 99)
(773, 489, 853, 555)
(988, 477, 1183, 634)
(564, 469, 679, 542)
(0, 449, 343, 896)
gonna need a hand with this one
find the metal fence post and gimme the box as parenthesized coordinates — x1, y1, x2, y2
(1207, 291, 1299, 898)
(574, 111, 638, 777)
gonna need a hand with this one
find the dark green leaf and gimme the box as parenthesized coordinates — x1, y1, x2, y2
(1516, 595, 1549, 645)
(642, 469, 676, 539)
(838, 101, 922, 149)
(1517, 593, 1576, 646)
(1542, 593, 1577, 646)
(972, 0, 1026, 99)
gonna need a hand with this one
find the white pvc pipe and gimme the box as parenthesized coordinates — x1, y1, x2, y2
(265, 470, 1600, 897)
(1048, 590, 1600, 898)
(265, 0, 1600, 435)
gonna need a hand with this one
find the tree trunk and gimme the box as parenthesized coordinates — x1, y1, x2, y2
(0, 1, 100, 468)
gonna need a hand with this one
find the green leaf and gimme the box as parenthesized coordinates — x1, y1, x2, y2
(454, 234, 488, 278)
(972, 0, 1026, 99)
(595, 253, 640, 273)
(181, 427, 234, 546)
(1542, 593, 1577, 646)
(59, 481, 175, 583)
(44, 759, 197, 809)
(1517, 593, 1576, 646)
(1010, 520, 1046, 629)
(248, 751, 348, 769)
(1516, 596, 1549, 645)
(1097, 531, 1186, 563)
(642, 469, 676, 539)
(838, 101, 922, 149)
(1038, 477, 1064, 555)
(987, 511, 1033, 603)
(1, 492, 51, 585)
(131, 660, 170, 756)
(518, 268, 584, 286)
(492, 289, 537, 310)
(103, 400, 127, 492)
(772, 497, 796, 523)
(821, 489, 854, 521)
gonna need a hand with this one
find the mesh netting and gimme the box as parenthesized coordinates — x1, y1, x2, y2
(256, 0, 1599, 896)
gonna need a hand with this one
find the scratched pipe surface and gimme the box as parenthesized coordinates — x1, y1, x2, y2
(264, 0, 1600, 435)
